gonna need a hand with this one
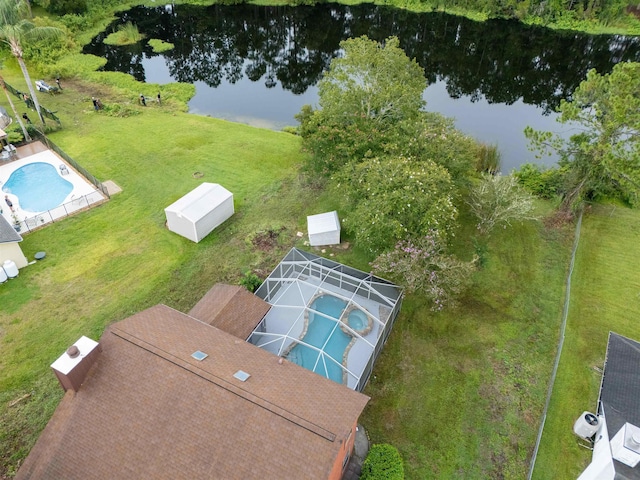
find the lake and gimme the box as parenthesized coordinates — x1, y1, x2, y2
(84, 3, 640, 172)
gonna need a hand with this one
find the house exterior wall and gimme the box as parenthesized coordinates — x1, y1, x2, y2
(309, 229, 340, 247)
(327, 420, 359, 480)
(0, 243, 28, 269)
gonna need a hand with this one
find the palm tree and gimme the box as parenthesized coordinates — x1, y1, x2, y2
(0, 74, 31, 141)
(0, 0, 61, 126)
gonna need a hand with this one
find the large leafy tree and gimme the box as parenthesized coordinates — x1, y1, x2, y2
(525, 62, 640, 213)
(298, 35, 427, 174)
(335, 155, 457, 254)
(0, 0, 62, 126)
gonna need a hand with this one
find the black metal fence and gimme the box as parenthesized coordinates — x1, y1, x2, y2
(13, 190, 107, 234)
(31, 132, 110, 199)
(3, 81, 62, 125)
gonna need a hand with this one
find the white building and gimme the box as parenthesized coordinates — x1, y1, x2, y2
(165, 183, 234, 243)
(307, 211, 340, 247)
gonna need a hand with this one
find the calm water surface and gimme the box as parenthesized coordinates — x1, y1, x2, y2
(84, 4, 640, 171)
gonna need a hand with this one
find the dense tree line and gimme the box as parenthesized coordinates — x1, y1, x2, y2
(413, 0, 631, 23)
(32, 0, 638, 26)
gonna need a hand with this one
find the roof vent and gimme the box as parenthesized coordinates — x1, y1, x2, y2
(66, 345, 80, 358)
(191, 351, 208, 361)
(233, 370, 250, 382)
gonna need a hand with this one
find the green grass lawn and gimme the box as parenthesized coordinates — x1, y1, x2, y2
(362, 211, 573, 479)
(0, 72, 321, 474)
(532, 204, 640, 479)
(0, 65, 584, 479)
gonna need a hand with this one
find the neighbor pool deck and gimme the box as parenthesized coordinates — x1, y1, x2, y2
(0, 141, 106, 231)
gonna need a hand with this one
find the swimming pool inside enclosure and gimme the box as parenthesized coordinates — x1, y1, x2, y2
(248, 248, 403, 392)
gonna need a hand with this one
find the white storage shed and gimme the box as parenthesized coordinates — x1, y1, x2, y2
(307, 211, 340, 246)
(165, 183, 234, 243)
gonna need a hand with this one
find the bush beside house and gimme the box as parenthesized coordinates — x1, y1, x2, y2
(360, 443, 404, 480)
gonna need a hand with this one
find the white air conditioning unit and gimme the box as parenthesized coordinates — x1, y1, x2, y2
(573, 412, 600, 440)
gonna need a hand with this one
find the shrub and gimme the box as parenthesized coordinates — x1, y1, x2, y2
(514, 163, 565, 199)
(99, 102, 141, 118)
(57, 13, 93, 33)
(372, 232, 477, 310)
(239, 271, 262, 293)
(104, 22, 144, 46)
(361, 444, 404, 480)
(48, 0, 88, 15)
(5, 124, 25, 144)
(49, 53, 106, 77)
(467, 173, 538, 235)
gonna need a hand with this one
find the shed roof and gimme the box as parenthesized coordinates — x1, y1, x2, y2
(307, 211, 340, 235)
(164, 183, 232, 222)
(0, 215, 22, 243)
(189, 283, 271, 339)
(599, 332, 640, 480)
(17, 304, 368, 480)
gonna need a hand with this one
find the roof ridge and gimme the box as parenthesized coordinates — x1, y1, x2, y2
(110, 327, 338, 443)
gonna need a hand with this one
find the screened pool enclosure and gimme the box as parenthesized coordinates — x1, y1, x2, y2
(248, 248, 403, 392)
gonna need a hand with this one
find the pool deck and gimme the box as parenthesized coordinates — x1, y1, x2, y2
(0, 141, 106, 232)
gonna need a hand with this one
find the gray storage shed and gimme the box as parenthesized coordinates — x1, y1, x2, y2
(165, 183, 234, 243)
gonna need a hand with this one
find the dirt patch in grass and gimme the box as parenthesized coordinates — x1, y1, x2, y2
(251, 227, 286, 252)
(543, 210, 575, 229)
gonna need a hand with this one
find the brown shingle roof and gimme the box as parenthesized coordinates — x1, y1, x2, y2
(188, 284, 271, 339)
(17, 305, 369, 480)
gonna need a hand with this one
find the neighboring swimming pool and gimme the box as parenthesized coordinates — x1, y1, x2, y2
(287, 295, 351, 384)
(3, 162, 73, 212)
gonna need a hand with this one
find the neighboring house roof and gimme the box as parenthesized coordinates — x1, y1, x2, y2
(189, 283, 271, 339)
(0, 215, 22, 243)
(16, 304, 369, 480)
(598, 332, 640, 480)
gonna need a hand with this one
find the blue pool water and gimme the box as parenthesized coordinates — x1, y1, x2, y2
(348, 309, 368, 332)
(287, 295, 351, 384)
(3, 162, 73, 212)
